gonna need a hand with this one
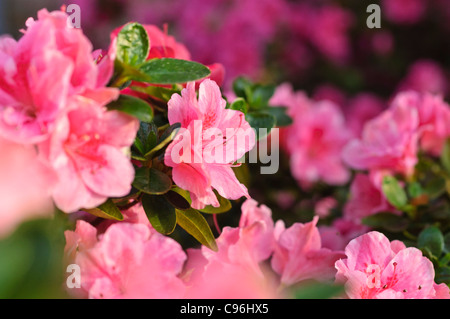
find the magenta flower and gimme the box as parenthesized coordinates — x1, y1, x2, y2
(65, 220, 187, 299)
(165, 79, 255, 209)
(335, 231, 450, 299)
(42, 104, 139, 213)
(271, 216, 345, 286)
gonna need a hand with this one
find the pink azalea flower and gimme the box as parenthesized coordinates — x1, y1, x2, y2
(382, 0, 427, 25)
(345, 93, 385, 138)
(343, 173, 393, 221)
(390, 90, 450, 156)
(315, 197, 338, 219)
(287, 100, 351, 187)
(184, 199, 280, 298)
(342, 96, 420, 177)
(319, 218, 370, 252)
(65, 220, 187, 299)
(398, 60, 447, 96)
(41, 104, 139, 213)
(0, 137, 56, 237)
(0, 8, 117, 144)
(335, 231, 450, 299)
(271, 216, 345, 286)
(165, 79, 255, 209)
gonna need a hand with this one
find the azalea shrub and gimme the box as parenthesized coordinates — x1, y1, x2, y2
(1, 3, 450, 300)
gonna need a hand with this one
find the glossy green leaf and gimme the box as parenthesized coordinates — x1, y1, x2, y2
(198, 193, 232, 214)
(382, 175, 408, 209)
(144, 123, 181, 159)
(133, 167, 172, 195)
(107, 95, 154, 123)
(142, 194, 177, 235)
(228, 97, 248, 114)
(250, 84, 275, 108)
(130, 85, 181, 102)
(245, 112, 276, 140)
(418, 226, 444, 258)
(116, 22, 149, 67)
(176, 209, 218, 251)
(137, 58, 210, 84)
(83, 199, 124, 221)
(261, 106, 293, 127)
(164, 190, 191, 210)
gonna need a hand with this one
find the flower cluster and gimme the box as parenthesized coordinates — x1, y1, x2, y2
(1, 4, 450, 300)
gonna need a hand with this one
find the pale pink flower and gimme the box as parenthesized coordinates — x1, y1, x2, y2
(0, 137, 56, 237)
(0, 8, 118, 144)
(41, 104, 139, 213)
(342, 97, 420, 177)
(271, 216, 345, 286)
(390, 90, 450, 156)
(165, 79, 255, 209)
(335, 231, 450, 299)
(65, 220, 187, 299)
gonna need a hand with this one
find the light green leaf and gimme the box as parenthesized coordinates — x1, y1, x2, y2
(142, 194, 177, 235)
(83, 199, 124, 221)
(107, 95, 153, 123)
(176, 209, 218, 251)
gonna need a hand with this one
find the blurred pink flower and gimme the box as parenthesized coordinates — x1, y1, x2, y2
(41, 104, 139, 213)
(0, 138, 56, 237)
(315, 197, 338, 219)
(287, 100, 351, 187)
(184, 198, 280, 298)
(382, 0, 427, 25)
(319, 218, 370, 252)
(343, 173, 393, 221)
(398, 60, 447, 96)
(335, 231, 450, 299)
(164, 80, 255, 209)
(391, 90, 450, 156)
(65, 220, 187, 299)
(342, 96, 420, 177)
(345, 93, 385, 138)
(271, 216, 345, 286)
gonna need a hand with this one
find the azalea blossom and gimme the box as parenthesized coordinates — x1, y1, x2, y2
(342, 95, 420, 177)
(271, 216, 345, 286)
(165, 79, 255, 209)
(65, 220, 187, 299)
(184, 199, 280, 298)
(41, 104, 139, 213)
(335, 231, 450, 299)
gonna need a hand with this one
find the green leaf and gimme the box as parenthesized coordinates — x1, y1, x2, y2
(198, 193, 232, 214)
(115, 22, 149, 67)
(134, 122, 158, 155)
(261, 106, 293, 127)
(441, 138, 450, 174)
(249, 84, 275, 108)
(176, 208, 218, 251)
(107, 95, 154, 123)
(382, 175, 408, 209)
(407, 181, 423, 199)
(144, 123, 181, 159)
(137, 58, 210, 84)
(164, 190, 191, 210)
(130, 85, 181, 102)
(424, 176, 447, 200)
(83, 199, 124, 221)
(232, 77, 253, 99)
(443, 232, 450, 254)
(133, 167, 172, 195)
(293, 281, 344, 299)
(418, 226, 444, 258)
(362, 212, 409, 232)
(142, 194, 177, 235)
(245, 112, 276, 140)
(228, 97, 248, 114)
